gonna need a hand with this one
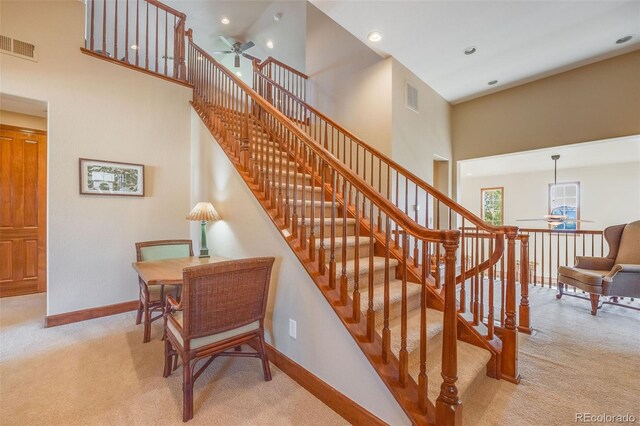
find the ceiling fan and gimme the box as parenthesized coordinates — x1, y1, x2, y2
(516, 154, 592, 227)
(212, 36, 259, 68)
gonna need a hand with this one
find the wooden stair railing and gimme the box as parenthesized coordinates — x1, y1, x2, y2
(83, 0, 187, 82)
(253, 57, 309, 103)
(187, 34, 465, 425)
(253, 58, 522, 384)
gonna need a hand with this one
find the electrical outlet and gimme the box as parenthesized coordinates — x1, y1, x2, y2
(289, 319, 297, 339)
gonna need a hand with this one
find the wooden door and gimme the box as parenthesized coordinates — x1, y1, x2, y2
(0, 124, 47, 297)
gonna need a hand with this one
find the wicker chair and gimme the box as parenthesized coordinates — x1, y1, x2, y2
(135, 240, 193, 343)
(163, 257, 275, 422)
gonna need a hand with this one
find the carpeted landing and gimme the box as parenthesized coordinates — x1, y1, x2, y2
(0, 294, 348, 426)
(464, 285, 640, 425)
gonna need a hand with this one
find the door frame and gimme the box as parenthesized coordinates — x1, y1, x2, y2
(0, 123, 47, 295)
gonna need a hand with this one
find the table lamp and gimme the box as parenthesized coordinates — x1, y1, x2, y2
(186, 202, 221, 258)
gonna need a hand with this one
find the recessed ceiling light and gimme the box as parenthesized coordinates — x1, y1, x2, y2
(236, 71, 242, 77)
(464, 46, 477, 55)
(221, 17, 230, 25)
(130, 44, 138, 50)
(266, 40, 274, 49)
(616, 35, 632, 44)
(466, 173, 473, 176)
(368, 31, 383, 42)
(488, 80, 498, 85)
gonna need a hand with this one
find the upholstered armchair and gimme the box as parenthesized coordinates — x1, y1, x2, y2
(557, 220, 640, 315)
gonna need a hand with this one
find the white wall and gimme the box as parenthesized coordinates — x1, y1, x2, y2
(190, 110, 410, 425)
(1, 1, 192, 315)
(391, 58, 453, 188)
(460, 162, 640, 230)
(305, 2, 392, 156)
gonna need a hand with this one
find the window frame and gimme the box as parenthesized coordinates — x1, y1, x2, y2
(548, 181, 581, 230)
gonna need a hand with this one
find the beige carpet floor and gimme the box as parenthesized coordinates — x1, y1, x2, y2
(1, 288, 639, 425)
(465, 285, 640, 425)
(0, 294, 348, 426)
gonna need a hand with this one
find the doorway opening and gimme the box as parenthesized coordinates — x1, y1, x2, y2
(0, 94, 48, 299)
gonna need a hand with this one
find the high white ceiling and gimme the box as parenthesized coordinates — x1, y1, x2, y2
(310, 0, 640, 103)
(459, 135, 640, 177)
(164, 1, 306, 83)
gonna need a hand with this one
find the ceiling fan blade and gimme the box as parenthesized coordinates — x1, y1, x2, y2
(219, 35, 235, 48)
(516, 219, 547, 222)
(234, 54, 240, 68)
(239, 41, 255, 51)
(211, 50, 233, 54)
(242, 52, 259, 62)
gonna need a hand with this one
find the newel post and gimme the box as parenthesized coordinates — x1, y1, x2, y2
(174, 18, 187, 80)
(501, 229, 521, 383)
(436, 238, 462, 426)
(518, 235, 532, 334)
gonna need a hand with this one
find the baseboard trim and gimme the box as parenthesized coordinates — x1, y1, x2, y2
(264, 343, 387, 426)
(45, 300, 139, 328)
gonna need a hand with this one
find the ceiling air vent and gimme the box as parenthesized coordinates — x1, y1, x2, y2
(406, 82, 418, 112)
(0, 35, 38, 62)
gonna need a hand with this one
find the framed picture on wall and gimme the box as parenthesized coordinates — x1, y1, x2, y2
(481, 187, 503, 226)
(79, 158, 145, 196)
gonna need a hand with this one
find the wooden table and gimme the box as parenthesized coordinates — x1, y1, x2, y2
(132, 256, 228, 286)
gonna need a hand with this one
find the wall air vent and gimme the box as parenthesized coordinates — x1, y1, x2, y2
(0, 35, 38, 62)
(406, 82, 418, 112)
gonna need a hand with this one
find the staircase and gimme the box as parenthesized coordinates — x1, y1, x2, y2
(84, 3, 532, 424)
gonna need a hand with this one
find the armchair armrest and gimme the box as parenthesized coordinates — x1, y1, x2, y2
(165, 295, 182, 314)
(574, 256, 614, 271)
(617, 264, 640, 273)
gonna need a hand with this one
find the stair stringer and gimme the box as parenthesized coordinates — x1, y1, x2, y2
(192, 103, 438, 425)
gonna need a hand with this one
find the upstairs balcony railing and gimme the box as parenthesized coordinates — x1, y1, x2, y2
(84, 0, 187, 81)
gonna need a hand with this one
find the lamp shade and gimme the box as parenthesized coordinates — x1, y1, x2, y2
(186, 202, 221, 222)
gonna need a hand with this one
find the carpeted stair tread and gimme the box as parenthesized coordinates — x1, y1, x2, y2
(359, 280, 422, 313)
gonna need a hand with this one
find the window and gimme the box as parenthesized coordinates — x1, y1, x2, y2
(481, 187, 503, 226)
(548, 181, 580, 230)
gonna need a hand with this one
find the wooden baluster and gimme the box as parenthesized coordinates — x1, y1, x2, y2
(480, 235, 485, 322)
(413, 185, 419, 267)
(473, 228, 479, 325)
(436, 239, 461, 425)
(318, 161, 326, 275)
(434, 199, 441, 288)
(340, 179, 349, 305)
(377, 159, 383, 230)
(284, 130, 291, 228)
(500, 237, 505, 326)
(154, 5, 158, 72)
(367, 200, 375, 341)
(102, 0, 107, 55)
(518, 235, 531, 334)
(487, 236, 494, 340)
(501, 230, 520, 383)
(459, 219, 466, 313)
(382, 216, 391, 363)
(352, 191, 361, 321)
(90, 0, 95, 50)
(399, 232, 409, 386)
(329, 169, 337, 289)
(114, 0, 118, 60)
(299, 143, 307, 250)
(308, 152, 316, 261)
(164, 11, 168, 75)
(418, 238, 428, 412)
(135, 0, 139, 66)
(145, 0, 149, 69)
